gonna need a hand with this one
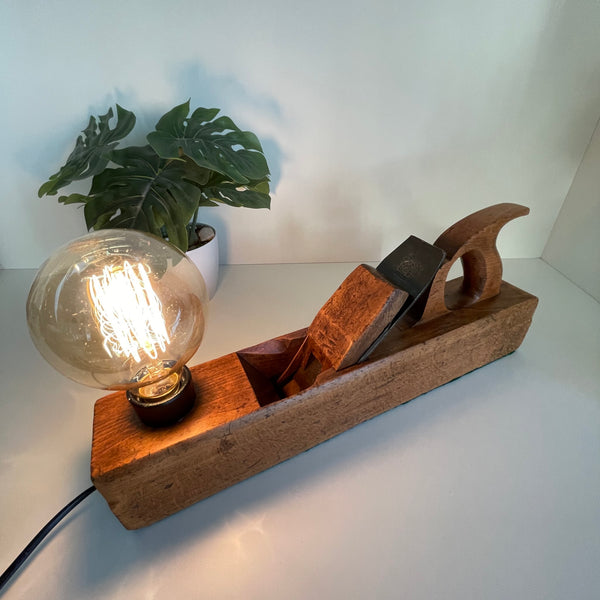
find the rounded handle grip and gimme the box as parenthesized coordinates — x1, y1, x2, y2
(418, 203, 529, 323)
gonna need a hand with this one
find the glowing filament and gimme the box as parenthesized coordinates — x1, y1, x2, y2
(88, 261, 169, 362)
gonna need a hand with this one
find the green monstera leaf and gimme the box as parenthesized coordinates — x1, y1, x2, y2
(147, 100, 270, 185)
(38, 105, 135, 197)
(79, 145, 202, 251)
(39, 101, 272, 251)
(201, 174, 271, 209)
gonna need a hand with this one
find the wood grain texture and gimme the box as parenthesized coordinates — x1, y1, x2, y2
(418, 203, 529, 322)
(277, 264, 408, 391)
(91, 280, 537, 529)
(91, 203, 538, 529)
(308, 264, 409, 370)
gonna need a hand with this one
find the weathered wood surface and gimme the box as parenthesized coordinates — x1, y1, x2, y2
(91, 280, 537, 529)
(90, 203, 538, 529)
(417, 203, 529, 321)
(308, 264, 409, 370)
(277, 264, 409, 393)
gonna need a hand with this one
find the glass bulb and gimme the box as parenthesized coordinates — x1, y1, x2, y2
(26, 230, 208, 401)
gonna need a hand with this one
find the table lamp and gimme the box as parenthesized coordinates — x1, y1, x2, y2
(21, 204, 538, 531)
(26, 229, 208, 427)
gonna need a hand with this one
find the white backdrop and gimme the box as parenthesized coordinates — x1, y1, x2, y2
(2, 0, 600, 268)
(544, 118, 600, 302)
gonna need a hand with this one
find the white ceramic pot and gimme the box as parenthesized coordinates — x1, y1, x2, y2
(186, 224, 219, 300)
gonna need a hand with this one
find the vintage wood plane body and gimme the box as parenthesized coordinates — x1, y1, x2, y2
(91, 203, 538, 529)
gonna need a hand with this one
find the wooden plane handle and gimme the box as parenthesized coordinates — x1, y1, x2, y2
(418, 203, 530, 323)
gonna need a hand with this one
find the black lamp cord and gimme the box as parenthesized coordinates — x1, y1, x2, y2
(0, 485, 97, 594)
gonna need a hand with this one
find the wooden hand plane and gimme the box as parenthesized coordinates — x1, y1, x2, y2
(91, 203, 539, 529)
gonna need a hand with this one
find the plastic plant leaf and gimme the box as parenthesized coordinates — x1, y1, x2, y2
(38, 105, 135, 197)
(147, 100, 270, 185)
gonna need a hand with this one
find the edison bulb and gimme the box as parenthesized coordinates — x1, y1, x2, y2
(27, 230, 208, 425)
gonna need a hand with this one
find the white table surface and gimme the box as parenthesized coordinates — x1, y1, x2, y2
(1, 259, 599, 600)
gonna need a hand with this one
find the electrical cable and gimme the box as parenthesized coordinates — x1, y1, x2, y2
(0, 485, 97, 594)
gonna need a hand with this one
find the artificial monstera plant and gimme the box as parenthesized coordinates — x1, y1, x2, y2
(38, 100, 271, 252)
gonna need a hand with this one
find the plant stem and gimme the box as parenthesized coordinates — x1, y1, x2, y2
(188, 205, 200, 249)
